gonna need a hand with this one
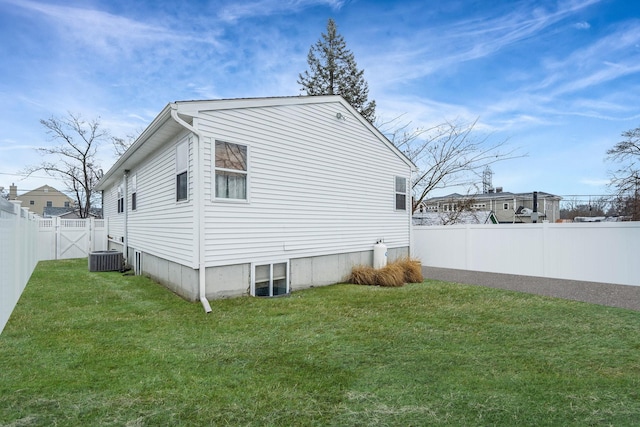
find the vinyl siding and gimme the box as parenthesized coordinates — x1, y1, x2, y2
(103, 131, 196, 267)
(199, 101, 411, 266)
(128, 133, 195, 267)
(103, 181, 123, 243)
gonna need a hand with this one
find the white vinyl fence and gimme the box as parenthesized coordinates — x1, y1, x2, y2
(1, 206, 108, 335)
(413, 222, 640, 286)
(0, 200, 39, 334)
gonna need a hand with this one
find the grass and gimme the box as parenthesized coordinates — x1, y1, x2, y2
(1, 258, 639, 426)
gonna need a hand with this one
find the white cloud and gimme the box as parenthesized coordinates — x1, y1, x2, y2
(580, 178, 610, 187)
(4, 0, 221, 59)
(217, 0, 346, 22)
(365, 0, 603, 85)
(574, 21, 591, 29)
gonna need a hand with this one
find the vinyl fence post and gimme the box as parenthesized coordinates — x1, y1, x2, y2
(88, 217, 93, 254)
(54, 217, 61, 260)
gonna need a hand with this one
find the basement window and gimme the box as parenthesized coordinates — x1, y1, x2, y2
(252, 262, 289, 297)
(134, 250, 142, 276)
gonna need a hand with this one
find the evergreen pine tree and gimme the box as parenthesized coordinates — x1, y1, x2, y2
(298, 18, 376, 122)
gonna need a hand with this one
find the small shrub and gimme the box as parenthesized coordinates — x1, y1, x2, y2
(375, 263, 405, 287)
(396, 257, 424, 283)
(349, 258, 423, 287)
(349, 265, 377, 285)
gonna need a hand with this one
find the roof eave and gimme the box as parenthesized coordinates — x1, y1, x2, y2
(95, 104, 174, 191)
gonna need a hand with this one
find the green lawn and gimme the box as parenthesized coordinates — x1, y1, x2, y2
(1, 258, 639, 426)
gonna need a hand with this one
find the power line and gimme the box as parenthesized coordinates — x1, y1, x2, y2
(0, 172, 67, 181)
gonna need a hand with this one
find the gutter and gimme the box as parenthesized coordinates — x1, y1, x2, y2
(170, 105, 212, 314)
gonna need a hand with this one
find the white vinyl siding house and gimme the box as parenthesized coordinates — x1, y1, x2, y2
(96, 96, 415, 305)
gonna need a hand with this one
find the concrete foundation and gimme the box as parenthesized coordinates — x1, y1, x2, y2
(139, 250, 199, 300)
(205, 263, 251, 299)
(130, 246, 410, 301)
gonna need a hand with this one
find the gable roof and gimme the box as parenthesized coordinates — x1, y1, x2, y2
(16, 185, 73, 200)
(43, 206, 102, 218)
(96, 95, 415, 191)
(42, 207, 74, 217)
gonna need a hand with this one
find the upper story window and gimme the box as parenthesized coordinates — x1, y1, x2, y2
(395, 177, 407, 211)
(131, 174, 137, 210)
(176, 141, 188, 202)
(503, 203, 509, 210)
(46, 201, 52, 207)
(64, 201, 70, 208)
(215, 141, 247, 200)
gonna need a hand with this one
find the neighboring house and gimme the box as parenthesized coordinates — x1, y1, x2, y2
(419, 189, 562, 223)
(95, 95, 415, 309)
(9, 184, 75, 216)
(413, 210, 498, 226)
(43, 206, 102, 219)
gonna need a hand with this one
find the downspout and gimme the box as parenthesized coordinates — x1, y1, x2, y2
(123, 171, 129, 264)
(408, 169, 413, 257)
(170, 106, 212, 313)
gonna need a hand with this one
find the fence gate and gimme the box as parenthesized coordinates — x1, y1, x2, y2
(38, 218, 107, 261)
(58, 219, 89, 259)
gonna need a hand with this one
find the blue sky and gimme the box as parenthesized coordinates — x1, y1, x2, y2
(1, 0, 639, 204)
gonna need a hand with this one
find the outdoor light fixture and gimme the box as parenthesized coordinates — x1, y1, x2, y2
(335, 112, 346, 121)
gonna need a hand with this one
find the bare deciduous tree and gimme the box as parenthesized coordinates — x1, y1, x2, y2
(606, 126, 640, 220)
(436, 195, 481, 225)
(26, 113, 108, 218)
(382, 117, 522, 213)
(560, 196, 609, 219)
(112, 130, 141, 157)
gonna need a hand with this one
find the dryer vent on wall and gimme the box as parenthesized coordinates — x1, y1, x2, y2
(89, 251, 123, 272)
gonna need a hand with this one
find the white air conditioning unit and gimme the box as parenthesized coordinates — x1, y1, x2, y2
(89, 251, 123, 272)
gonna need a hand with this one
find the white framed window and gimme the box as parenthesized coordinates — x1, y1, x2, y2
(252, 261, 289, 297)
(395, 176, 407, 211)
(131, 174, 137, 211)
(176, 141, 188, 202)
(215, 141, 248, 200)
(503, 203, 509, 210)
(117, 185, 124, 213)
